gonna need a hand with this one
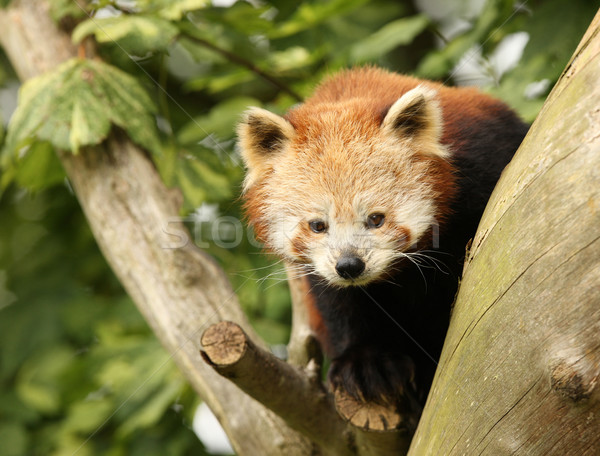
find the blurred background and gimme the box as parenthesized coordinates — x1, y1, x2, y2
(0, 0, 596, 454)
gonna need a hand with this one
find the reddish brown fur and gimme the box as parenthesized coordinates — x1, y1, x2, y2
(306, 296, 330, 352)
(243, 68, 469, 246)
(243, 183, 270, 244)
(282, 66, 492, 208)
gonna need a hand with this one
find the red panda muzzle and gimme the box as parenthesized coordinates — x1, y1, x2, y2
(335, 255, 365, 279)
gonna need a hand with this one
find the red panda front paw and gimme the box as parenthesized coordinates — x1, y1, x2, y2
(328, 348, 419, 406)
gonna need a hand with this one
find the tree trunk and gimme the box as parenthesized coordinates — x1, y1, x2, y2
(409, 9, 600, 455)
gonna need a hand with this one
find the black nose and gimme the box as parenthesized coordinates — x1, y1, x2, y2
(335, 255, 365, 279)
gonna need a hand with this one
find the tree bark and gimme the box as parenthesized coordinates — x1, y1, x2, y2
(201, 321, 355, 456)
(409, 9, 600, 455)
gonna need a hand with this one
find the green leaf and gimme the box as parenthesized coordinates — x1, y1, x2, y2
(16, 345, 75, 415)
(269, 0, 370, 38)
(72, 15, 178, 55)
(137, 0, 210, 20)
(69, 99, 100, 154)
(0, 391, 39, 425)
(184, 68, 254, 94)
(267, 47, 313, 74)
(518, 0, 597, 82)
(159, 0, 209, 19)
(49, 434, 94, 456)
(349, 15, 429, 63)
(62, 399, 114, 434)
(0, 422, 28, 456)
(178, 96, 259, 145)
(13, 142, 65, 192)
(176, 152, 234, 207)
(216, 1, 274, 36)
(117, 379, 184, 437)
(49, 0, 87, 23)
(3, 58, 159, 159)
(416, 0, 508, 78)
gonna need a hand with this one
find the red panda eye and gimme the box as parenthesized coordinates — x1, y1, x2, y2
(309, 220, 327, 233)
(367, 213, 385, 229)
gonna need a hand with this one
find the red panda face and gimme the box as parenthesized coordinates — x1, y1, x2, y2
(239, 86, 454, 286)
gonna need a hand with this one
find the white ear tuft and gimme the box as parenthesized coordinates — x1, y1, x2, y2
(381, 86, 446, 156)
(237, 107, 295, 190)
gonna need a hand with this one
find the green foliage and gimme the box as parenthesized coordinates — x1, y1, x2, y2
(348, 15, 430, 64)
(73, 15, 179, 55)
(486, 0, 598, 120)
(0, 0, 596, 454)
(8, 142, 65, 193)
(3, 58, 159, 157)
(267, 0, 371, 38)
(0, 188, 207, 456)
(416, 0, 510, 79)
(49, 0, 87, 23)
(1, 57, 161, 192)
(136, 0, 210, 20)
(159, 96, 256, 210)
(414, 0, 597, 121)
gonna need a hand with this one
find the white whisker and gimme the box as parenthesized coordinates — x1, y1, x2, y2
(406, 251, 451, 275)
(395, 251, 429, 292)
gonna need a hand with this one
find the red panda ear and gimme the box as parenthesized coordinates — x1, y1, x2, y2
(237, 107, 295, 190)
(381, 86, 448, 158)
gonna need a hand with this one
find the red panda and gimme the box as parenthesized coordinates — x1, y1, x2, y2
(238, 66, 528, 416)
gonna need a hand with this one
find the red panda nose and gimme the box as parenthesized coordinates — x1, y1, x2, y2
(335, 255, 365, 279)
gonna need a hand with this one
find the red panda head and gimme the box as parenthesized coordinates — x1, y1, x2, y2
(238, 86, 456, 286)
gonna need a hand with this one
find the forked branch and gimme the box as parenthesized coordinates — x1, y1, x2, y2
(201, 321, 413, 456)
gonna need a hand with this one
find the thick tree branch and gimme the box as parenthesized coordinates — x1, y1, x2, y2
(201, 321, 354, 456)
(409, 9, 600, 455)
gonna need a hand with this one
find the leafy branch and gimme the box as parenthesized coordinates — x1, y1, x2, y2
(2, 58, 160, 158)
(71, 12, 303, 102)
(179, 32, 303, 102)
